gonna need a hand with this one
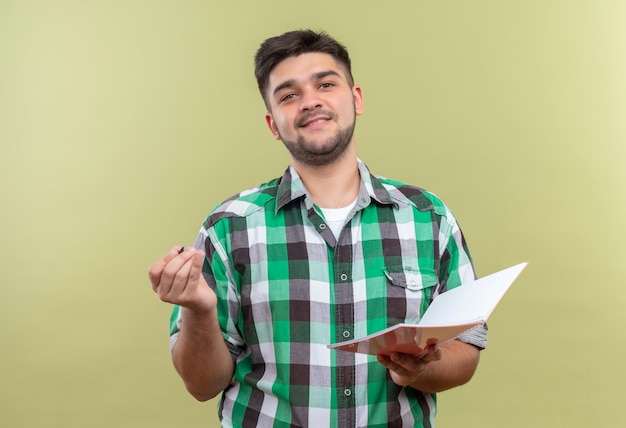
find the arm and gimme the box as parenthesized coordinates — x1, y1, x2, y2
(377, 339, 480, 393)
(377, 196, 481, 392)
(149, 246, 234, 401)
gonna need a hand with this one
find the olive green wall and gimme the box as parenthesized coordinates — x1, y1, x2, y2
(1, 1, 624, 427)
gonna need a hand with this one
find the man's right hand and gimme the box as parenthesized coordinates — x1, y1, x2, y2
(149, 246, 234, 401)
(148, 246, 217, 315)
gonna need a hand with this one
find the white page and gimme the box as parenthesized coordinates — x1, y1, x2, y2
(327, 262, 528, 356)
(418, 262, 528, 326)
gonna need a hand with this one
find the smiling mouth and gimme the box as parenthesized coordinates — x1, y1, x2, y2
(297, 111, 336, 128)
(300, 117, 329, 127)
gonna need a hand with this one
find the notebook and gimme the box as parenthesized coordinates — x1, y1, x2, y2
(327, 262, 527, 356)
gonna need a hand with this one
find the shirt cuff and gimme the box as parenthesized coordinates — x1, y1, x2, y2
(457, 322, 488, 350)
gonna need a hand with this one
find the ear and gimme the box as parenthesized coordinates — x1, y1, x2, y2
(352, 85, 364, 116)
(265, 112, 281, 140)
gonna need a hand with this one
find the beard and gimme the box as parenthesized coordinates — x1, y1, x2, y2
(279, 110, 356, 167)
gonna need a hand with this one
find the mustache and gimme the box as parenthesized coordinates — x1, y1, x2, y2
(295, 110, 337, 127)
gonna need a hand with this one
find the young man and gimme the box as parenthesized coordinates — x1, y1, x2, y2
(149, 30, 486, 427)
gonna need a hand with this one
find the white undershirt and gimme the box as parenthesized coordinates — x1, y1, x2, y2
(319, 198, 358, 239)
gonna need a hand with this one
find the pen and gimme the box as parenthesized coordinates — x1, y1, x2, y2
(178, 246, 185, 254)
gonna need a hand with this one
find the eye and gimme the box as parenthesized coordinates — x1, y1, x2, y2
(319, 82, 335, 89)
(279, 93, 297, 103)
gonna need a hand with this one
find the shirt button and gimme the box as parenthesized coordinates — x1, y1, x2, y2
(342, 330, 350, 338)
(344, 389, 352, 397)
(319, 223, 327, 230)
(340, 273, 348, 281)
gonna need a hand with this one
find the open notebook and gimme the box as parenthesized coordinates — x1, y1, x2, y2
(327, 262, 527, 356)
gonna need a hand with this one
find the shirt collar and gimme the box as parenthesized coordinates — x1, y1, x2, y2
(275, 159, 397, 213)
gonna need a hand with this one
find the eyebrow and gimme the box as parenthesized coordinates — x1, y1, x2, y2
(272, 70, 342, 97)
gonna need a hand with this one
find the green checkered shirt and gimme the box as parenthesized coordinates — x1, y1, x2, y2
(170, 160, 486, 428)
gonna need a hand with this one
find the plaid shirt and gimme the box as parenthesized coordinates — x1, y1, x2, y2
(170, 160, 487, 428)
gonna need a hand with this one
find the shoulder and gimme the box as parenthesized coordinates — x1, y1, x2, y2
(203, 177, 280, 229)
(375, 175, 450, 217)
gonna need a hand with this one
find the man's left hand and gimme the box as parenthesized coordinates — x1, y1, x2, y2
(376, 340, 442, 387)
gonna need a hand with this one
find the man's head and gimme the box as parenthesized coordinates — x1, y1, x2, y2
(254, 30, 363, 168)
(254, 30, 354, 108)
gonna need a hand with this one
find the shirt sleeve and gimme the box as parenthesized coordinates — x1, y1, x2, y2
(457, 323, 488, 350)
(168, 224, 246, 362)
(203, 222, 246, 362)
(436, 203, 488, 350)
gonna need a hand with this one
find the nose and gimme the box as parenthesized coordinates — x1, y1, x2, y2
(298, 88, 323, 112)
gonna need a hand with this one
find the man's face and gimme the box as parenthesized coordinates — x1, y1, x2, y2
(265, 52, 364, 167)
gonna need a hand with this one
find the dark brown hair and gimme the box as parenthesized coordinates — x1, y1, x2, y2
(254, 29, 354, 105)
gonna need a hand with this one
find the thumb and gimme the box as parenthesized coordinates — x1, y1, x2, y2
(163, 245, 185, 264)
(422, 342, 442, 363)
(148, 245, 184, 285)
(188, 250, 208, 286)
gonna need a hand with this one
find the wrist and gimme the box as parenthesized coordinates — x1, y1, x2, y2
(181, 305, 218, 323)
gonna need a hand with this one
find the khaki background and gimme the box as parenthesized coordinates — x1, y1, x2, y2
(1, 1, 624, 427)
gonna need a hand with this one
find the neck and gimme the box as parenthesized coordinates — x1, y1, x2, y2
(291, 144, 360, 208)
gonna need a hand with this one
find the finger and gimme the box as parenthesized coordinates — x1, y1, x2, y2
(148, 245, 184, 287)
(377, 354, 391, 367)
(392, 352, 423, 372)
(378, 353, 423, 377)
(164, 255, 196, 299)
(377, 354, 405, 375)
(186, 250, 207, 287)
(165, 245, 187, 263)
(422, 340, 442, 362)
(154, 248, 197, 296)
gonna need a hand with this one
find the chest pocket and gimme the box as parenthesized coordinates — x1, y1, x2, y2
(382, 266, 438, 321)
(383, 266, 438, 292)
